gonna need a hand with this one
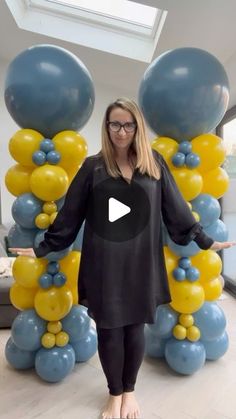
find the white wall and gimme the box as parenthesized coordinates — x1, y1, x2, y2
(0, 59, 137, 228)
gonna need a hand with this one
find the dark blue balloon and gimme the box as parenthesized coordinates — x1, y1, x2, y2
(62, 305, 91, 342)
(171, 152, 185, 167)
(194, 302, 226, 341)
(205, 219, 228, 242)
(8, 223, 38, 248)
(32, 150, 47, 166)
(34, 229, 72, 261)
(190, 194, 221, 227)
(39, 273, 53, 289)
(47, 261, 60, 275)
(173, 267, 186, 281)
(148, 304, 178, 339)
(185, 267, 199, 282)
(5, 44, 95, 137)
(5, 337, 36, 370)
(53, 272, 67, 287)
(139, 48, 229, 141)
(71, 327, 97, 362)
(35, 345, 75, 382)
(202, 331, 229, 360)
(46, 150, 61, 164)
(167, 235, 200, 257)
(165, 338, 206, 375)
(185, 153, 200, 168)
(12, 193, 43, 229)
(178, 141, 192, 155)
(11, 309, 47, 351)
(144, 327, 167, 358)
(40, 139, 54, 153)
(178, 257, 191, 270)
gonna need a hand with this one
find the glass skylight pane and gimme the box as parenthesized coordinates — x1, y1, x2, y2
(48, 0, 157, 27)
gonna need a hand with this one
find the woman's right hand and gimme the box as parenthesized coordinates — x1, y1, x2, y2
(8, 247, 36, 258)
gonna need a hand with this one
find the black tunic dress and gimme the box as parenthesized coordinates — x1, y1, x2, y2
(34, 150, 214, 328)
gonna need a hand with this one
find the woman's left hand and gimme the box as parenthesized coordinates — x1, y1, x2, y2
(210, 241, 236, 251)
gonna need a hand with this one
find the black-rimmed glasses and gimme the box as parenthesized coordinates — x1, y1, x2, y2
(107, 121, 137, 133)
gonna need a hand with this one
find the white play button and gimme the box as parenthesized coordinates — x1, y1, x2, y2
(108, 197, 131, 222)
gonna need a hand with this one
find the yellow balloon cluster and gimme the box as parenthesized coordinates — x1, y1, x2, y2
(173, 314, 201, 342)
(41, 320, 69, 349)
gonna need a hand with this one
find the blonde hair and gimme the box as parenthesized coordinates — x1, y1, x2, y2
(100, 98, 160, 180)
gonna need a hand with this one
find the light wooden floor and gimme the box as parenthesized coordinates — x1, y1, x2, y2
(0, 292, 236, 419)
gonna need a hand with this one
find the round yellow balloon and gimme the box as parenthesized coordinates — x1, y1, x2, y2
(5, 164, 33, 196)
(10, 282, 37, 310)
(169, 279, 205, 313)
(47, 321, 62, 334)
(13, 256, 47, 288)
(34, 286, 73, 321)
(35, 213, 51, 229)
(9, 129, 43, 167)
(66, 165, 80, 184)
(50, 212, 58, 224)
(52, 131, 87, 169)
(41, 332, 56, 349)
(192, 211, 200, 222)
(43, 201, 57, 215)
(30, 165, 69, 201)
(172, 168, 203, 201)
(163, 246, 178, 277)
(179, 313, 194, 328)
(56, 331, 69, 347)
(191, 133, 226, 173)
(173, 324, 187, 340)
(59, 251, 81, 304)
(187, 326, 201, 342)
(191, 250, 222, 283)
(152, 137, 178, 170)
(201, 167, 229, 198)
(203, 277, 222, 301)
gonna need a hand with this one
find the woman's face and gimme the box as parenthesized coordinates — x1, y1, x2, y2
(107, 107, 136, 153)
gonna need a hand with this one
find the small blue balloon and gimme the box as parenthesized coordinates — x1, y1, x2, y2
(8, 224, 38, 248)
(173, 267, 186, 281)
(148, 304, 178, 339)
(12, 193, 43, 229)
(71, 327, 97, 362)
(171, 152, 185, 167)
(185, 267, 199, 282)
(178, 257, 191, 269)
(194, 302, 226, 341)
(202, 331, 229, 360)
(205, 219, 228, 242)
(39, 273, 53, 289)
(185, 153, 200, 168)
(11, 309, 46, 351)
(35, 345, 75, 382)
(32, 150, 47, 166)
(40, 139, 54, 153)
(178, 141, 192, 155)
(165, 338, 206, 375)
(144, 327, 167, 358)
(62, 305, 91, 342)
(190, 194, 221, 227)
(53, 272, 67, 287)
(46, 150, 61, 164)
(5, 337, 36, 370)
(47, 261, 60, 275)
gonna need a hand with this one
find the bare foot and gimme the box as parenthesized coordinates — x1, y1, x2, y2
(102, 394, 122, 419)
(121, 392, 141, 418)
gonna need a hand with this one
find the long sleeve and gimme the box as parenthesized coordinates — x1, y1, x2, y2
(153, 150, 214, 250)
(34, 157, 93, 258)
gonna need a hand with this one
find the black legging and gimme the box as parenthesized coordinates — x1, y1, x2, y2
(96, 323, 145, 396)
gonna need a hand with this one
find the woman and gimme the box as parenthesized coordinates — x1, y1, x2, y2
(10, 98, 235, 419)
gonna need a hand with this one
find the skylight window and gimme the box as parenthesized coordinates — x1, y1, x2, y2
(5, 0, 167, 62)
(48, 0, 157, 28)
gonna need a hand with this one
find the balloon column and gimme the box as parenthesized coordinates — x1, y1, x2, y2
(139, 48, 230, 374)
(4, 45, 97, 382)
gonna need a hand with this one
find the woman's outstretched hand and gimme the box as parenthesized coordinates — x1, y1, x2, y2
(210, 241, 236, 251)
(8, 247, 36, 257)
